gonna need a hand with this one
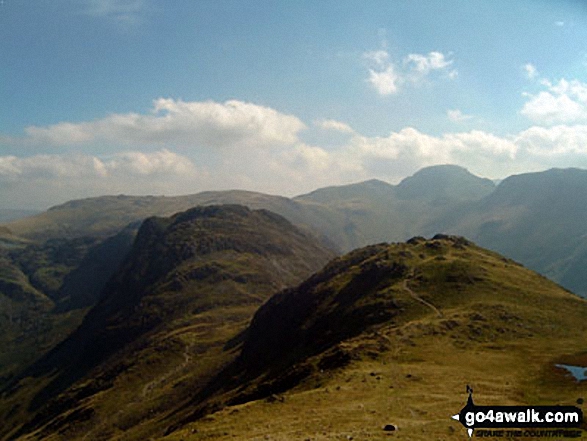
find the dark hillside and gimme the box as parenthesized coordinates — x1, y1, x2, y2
(0, 205, 335, 440)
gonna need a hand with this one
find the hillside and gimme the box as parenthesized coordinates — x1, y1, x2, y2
(293, 165, 495, 248)
(0, 236, 104, 385)
(166, 235, 587, 440)
(0, 205, 335, 441)
(442, 168, 587, 296)
(2, 234, 586, 440)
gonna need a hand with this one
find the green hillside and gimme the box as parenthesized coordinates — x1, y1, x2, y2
(167, 235, 587, 440)
(2, 229, 586, 440)
(0, 242, 91, 386)
(0, 205, 335, 441)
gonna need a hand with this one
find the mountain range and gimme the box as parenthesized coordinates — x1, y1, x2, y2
(4, 164, 587, 295)
(1, 165, 586, 439)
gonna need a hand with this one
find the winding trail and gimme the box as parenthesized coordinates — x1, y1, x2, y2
(402, 277, 443, 318)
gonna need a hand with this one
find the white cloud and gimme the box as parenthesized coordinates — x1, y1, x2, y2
(315, 119, 355, 134)
(404, 51, 454, 79)
(363, 50, 390, 68)
(551, 79, 587, 102)
(521, 78, 587, 124)
(349, 128, 517, 173)
(447, 109, 473, 123)
(102, 149, 196, 176)
(367, 66, 400, 96)
(0, 149, 195, 182)
(515, 125, 587, 156)
(22, 99, 306, 149)
(0, 149, 201, 208)
(363, 49, 456, 96)
(4, 123, 587, 209)
(524, 63, 538, 80)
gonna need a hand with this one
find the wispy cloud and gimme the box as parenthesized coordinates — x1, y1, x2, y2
(315, 119, 355, 134)
(81, 0, 149, 28)
(447, 109, 473, 123)
(523, 63, 538, 80)
(404, 51, 456, 80)
(363, 48, 456, 96)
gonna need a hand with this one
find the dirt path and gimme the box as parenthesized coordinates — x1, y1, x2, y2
(402, 278, 443, 318)
(141, 344, 191, 397)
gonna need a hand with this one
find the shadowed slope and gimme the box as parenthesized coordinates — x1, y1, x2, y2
(0, 205, 335, 441)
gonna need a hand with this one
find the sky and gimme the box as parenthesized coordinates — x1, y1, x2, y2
(1, 0, 587, 209)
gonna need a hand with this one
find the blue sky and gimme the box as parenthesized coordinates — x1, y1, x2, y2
(1, 0, 587, 208)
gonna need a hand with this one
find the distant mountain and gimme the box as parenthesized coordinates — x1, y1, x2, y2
(0, 205, 335, 440)
(3, 165, 587, 297)
(395, 164, 495, 202)
(0, 209, 40, 224)
(296, 178, 395, 204)
(443, 168, 587, 296)
(2, 192, 340, 249)
(294, 164, 496, 250)
(168, 236, 587, 439)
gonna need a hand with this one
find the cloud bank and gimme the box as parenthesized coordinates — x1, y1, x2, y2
(3, 96, 587, 208)
(521, 78, 587, 124)
(23, 99, 306, 149)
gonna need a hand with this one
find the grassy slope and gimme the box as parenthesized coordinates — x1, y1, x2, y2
(0, 206, 336, 441)
(0, 232, 135, 386)
(163, 236, 587, 440)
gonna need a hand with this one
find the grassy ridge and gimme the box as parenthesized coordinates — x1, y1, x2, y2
(166, 235, 587, 440)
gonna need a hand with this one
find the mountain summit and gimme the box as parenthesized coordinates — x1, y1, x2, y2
(396, 164, 495, 201)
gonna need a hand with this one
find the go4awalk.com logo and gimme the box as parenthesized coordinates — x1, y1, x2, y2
(451, 386, 584, 438)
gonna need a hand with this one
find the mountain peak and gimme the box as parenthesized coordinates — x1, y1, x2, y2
(396, 164, 495, 201)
